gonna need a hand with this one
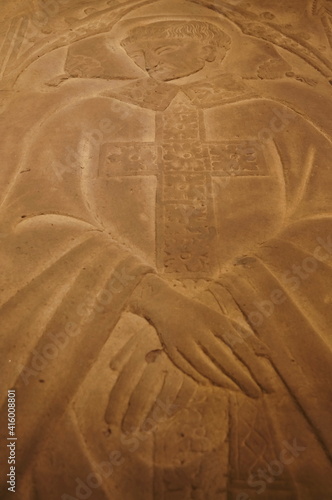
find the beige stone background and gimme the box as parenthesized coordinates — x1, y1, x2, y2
(0, 1, 332, 500)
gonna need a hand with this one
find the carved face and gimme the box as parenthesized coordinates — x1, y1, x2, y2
(124, 37, 216, 81)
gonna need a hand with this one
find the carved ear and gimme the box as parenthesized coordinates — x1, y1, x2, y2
(202, 45, 217, 63)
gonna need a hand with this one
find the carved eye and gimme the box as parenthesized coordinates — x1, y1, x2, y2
(155, 46, 176, 55)
(129, 51, 144, 60)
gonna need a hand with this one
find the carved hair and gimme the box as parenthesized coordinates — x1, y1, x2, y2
(312, 0, 319, 14)
(121, 21, 231, 50)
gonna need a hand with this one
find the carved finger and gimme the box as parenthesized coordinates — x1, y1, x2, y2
(196, 333, 261, 398)
(105, 340, 148, 430)
(144, 365, 195, 423)
(176, 341, 246, 391)
(212, 321, 274, 393)
(164, 344, 209, 385)
(121, 351, 168, 433)
(205, 310, 273, 392)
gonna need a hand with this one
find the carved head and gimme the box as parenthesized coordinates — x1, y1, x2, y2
(121, 21, 231, 81)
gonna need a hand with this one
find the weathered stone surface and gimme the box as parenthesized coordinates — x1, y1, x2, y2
(0, 1, 332, 498)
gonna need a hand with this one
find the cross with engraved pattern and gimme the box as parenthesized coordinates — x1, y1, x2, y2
(98, 93, 267, 278)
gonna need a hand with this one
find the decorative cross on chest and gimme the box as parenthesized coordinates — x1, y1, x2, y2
(99, 93, 268, 278)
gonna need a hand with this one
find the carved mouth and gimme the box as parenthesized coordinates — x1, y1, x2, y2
(147, 65, 192, 81)
(148, 64, 176, 74)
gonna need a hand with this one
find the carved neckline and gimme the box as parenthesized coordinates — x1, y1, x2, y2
(101, 73, 258, 111)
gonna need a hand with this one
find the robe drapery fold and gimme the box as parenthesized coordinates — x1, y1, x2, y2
(1, 75, 332, 498)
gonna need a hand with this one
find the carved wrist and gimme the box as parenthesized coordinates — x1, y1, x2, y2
(129, 273, 171, 319)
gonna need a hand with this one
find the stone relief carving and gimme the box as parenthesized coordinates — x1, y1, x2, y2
(312, 0, 332, 48)
(0, 1, 332, 499)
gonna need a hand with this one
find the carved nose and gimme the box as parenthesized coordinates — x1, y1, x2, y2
(144, 50, 159, 71)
